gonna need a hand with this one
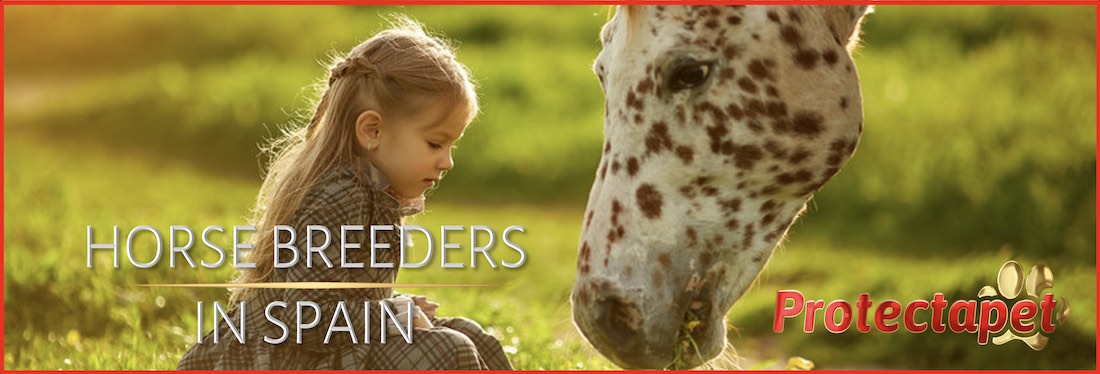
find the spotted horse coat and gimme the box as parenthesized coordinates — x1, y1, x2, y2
(571, 5, 872, 369)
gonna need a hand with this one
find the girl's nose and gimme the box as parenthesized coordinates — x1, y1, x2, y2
(438, 153, 455, 171)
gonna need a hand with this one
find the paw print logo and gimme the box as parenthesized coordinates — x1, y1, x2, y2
(977, 260, 1069, 350)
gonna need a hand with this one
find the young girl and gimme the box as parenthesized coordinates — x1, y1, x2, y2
(178, 18, 512, 370)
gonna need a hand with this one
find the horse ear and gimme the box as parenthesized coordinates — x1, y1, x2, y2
(825, 5, 873, 53)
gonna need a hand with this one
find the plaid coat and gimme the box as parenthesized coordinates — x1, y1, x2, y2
(178, 165, 513, 370)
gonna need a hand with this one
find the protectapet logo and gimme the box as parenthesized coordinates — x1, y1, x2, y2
(773, 260, 1069, 350)
(977, 260, 1070, 350)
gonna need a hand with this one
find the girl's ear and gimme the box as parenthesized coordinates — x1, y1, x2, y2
(355, 110, 383, 152)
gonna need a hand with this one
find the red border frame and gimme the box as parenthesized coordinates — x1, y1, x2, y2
(1, 1, 1096, 372)
(0, 0, 1098, 5)
(1, 2, 6, 371)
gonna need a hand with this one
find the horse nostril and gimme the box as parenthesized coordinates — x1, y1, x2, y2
(596, 296, 644, 341)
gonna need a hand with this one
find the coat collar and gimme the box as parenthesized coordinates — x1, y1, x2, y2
(361, 159, 424, 217)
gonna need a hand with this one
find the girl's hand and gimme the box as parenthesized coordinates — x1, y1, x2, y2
(411, 295, 439, 320)
(385, 296, 433, 330)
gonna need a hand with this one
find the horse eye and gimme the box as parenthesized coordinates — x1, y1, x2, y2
(668, 61, 713, 91)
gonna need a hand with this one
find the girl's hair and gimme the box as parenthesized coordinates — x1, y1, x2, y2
(229, 16, 478, 303)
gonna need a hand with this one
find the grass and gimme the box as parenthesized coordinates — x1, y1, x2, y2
(667, 310, 705, 370)
(3, 131, 620, 370)
(5, 130, 1094, 369)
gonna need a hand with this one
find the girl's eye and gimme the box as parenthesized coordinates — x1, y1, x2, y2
(428, 142, 443, 149)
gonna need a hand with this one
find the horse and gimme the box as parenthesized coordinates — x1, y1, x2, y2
(572, 5, 872, 369)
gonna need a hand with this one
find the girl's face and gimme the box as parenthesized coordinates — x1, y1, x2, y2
(367, 101, 471, 200)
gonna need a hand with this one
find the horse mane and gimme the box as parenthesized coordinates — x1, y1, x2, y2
(620, 6, 643, 40)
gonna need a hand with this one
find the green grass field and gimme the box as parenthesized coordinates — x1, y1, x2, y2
(4, 5, 1096, 370)
(3, 131, 618, 369)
